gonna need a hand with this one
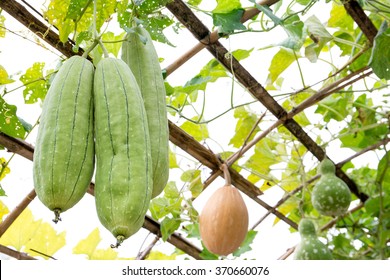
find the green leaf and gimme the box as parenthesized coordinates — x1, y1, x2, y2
(118, 1, 174, 45)
(232, 48, 253, 61)
(233, 230, 257, 257)
(339, 94, 389, 150)
(376, 151, 390, 193)
(339, 123, 388, 151)
(164, 181, 180, 199)
(212, 9, 246, 34)
(266, 47, 296, 86)
(274, 197, 299, 225)
(169, 148, 179, 168)
(348, 166, 376, 196)
(304, 15, 333, 62)
(73, 31, 93, 53)
(181, 169, 200, 182)
(282, 92, 311, 126)
(191, 59, 228, 86)
(0, 65, 14, 85)
(213, 0, 241, 13)
(328, 2, 354, 32)
(229, 107, 260, 148)
(94, 0, 117, 33)
(0, 184, 5, 196)
(249, 0, 282, 25)
(350, 49, 372, 72)
(99, 31, 125, 57)
(65, 0, 90, 20)
(45, 0, 116, 43)
(280, 15, 304, 49)
(199, 246, 219, 260)
(117, 0, 130, 27)
(19, 62, 48, 104)
(244, 137, 280, 179)
(0, 95, 27, 138)
(369, 21, 390, 80)
(333, 31, 354, 56)
(136, 0, 171, 15)
(149, 197, 170, 219)
(315, 92, 352, 122)
(143, 14, 174, 45)
(45, 0, 73, 42)
(180, 119, 209, 141)
(149, 196, 183, 220)
(183, 223, 200, 239)
(160, 216, 181, 241)
(189, 174, 203, 198)
(211, 0, 245, 34)
(188, 0, 203, 6)
(296, 0, 312, 5)
(73, 228, 119, 260)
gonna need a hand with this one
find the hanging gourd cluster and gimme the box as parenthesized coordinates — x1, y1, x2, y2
(33, 26, 169, 247)
(32, 23, 352, 256)
(293, 158, 352, 260)
(198, 157, 352, 258)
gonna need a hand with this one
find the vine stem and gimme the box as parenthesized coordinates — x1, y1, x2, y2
(81, 0, 109, 59)
(221, 163, 231, 186)
(81, 39, 100, 58)
(294, 50, 305, 88)
(98, 40, 110, 58)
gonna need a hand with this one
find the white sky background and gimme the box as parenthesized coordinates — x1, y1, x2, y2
(0, 0, 385, 260)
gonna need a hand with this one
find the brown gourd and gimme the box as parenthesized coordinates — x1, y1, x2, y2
(199, 165, 249, 256)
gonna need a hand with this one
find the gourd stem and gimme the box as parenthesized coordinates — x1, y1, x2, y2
(98, 40, 110, 58)
(111, 235, 125, 249)
(52, 209, 62, 224)
(82, 39, 99, 58)
(221, 163, 231, 186)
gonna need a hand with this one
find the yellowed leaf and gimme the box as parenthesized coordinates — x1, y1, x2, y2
(0, 199, 9, 221)
(73, 228, 119, 260)
(273, 197, 299, 225)
(146, 250, 177, 260)
(0, 208, 40, 251)
(26, 222, 66, 259)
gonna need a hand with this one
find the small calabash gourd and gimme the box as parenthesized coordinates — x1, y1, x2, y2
(199, 184, 249, 256)
(293, 218, 333, 260)
(311, 158, 351, 216)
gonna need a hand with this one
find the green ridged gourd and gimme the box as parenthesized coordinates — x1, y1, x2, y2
(33, 55, 95, 222)
(93, 57, 152, 247)
(311, 158, 351, 216)
(293, 218, 333, 260)
(121, 26, 169, 198)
